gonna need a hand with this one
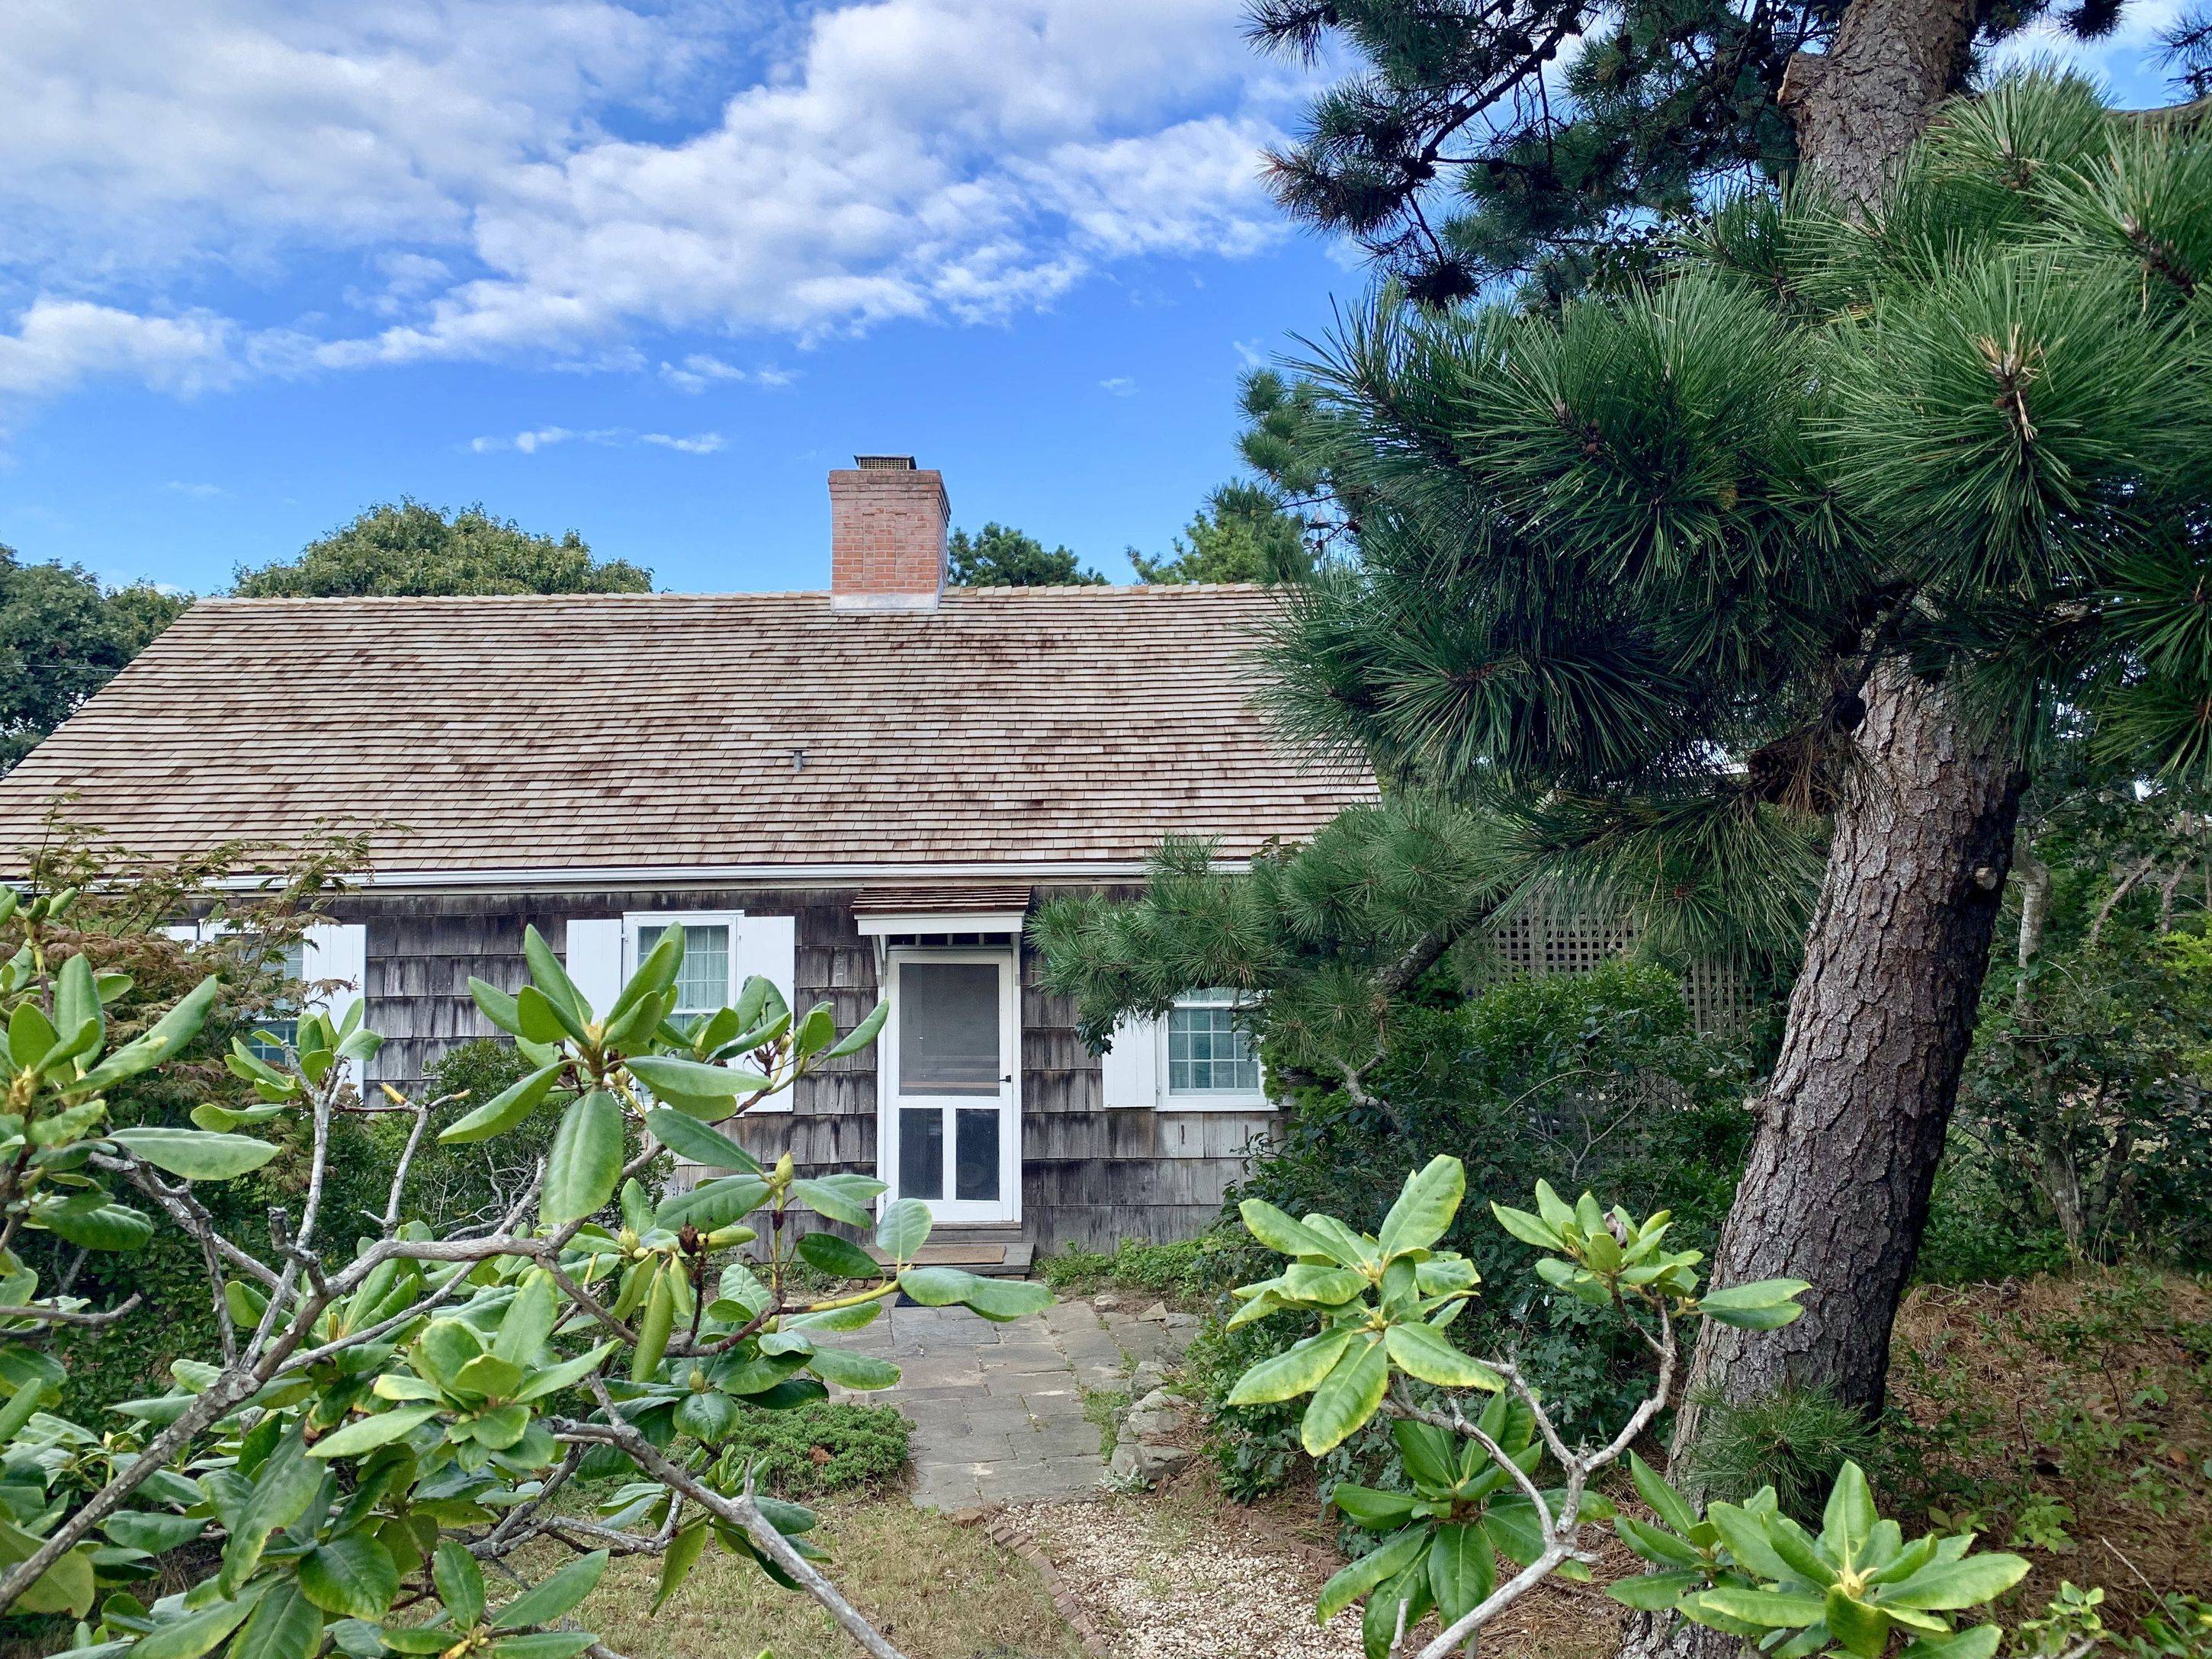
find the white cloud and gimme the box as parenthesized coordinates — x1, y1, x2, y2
(0, 0, 710, 275)
(0, 299, 237, 400)
(468, 424, 722, 455)
(1099, 375, 1137, 396)
(658, 353, 796, 393)
(164, 480, 223, 497)
(0, 0, 1298, 410)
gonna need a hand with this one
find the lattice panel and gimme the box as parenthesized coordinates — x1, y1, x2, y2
(1475, 900, 1752, 1035)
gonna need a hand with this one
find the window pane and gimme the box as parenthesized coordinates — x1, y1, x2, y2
(1167, 998, 1259, 1093)
(899, 962, 1000, 1095)
(899, 1107, 945, 1200)
(640, 923, 731, 1030)
(250, 941, 307, 1062)
(955, 1108, 1000, 1202)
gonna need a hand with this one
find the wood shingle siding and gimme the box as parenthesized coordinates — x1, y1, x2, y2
(333, 884, 1262, 1252)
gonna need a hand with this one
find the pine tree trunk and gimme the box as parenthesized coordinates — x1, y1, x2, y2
(1777, 0, 1982, 205)
(1623, 674, 2022, 1659)
(1618, 8, 2006, 1658)
(1674, 669, 2023, 1439)
(1660, 0, 1997, 1439)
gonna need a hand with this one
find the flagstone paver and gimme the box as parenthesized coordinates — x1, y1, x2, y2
(828, 1297, 1198, 1511)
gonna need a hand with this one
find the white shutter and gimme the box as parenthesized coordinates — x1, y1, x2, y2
(564, 919, 624, 1016)
(735, 913, 796, 1015)
(1100, 1013, 1164, 1109)
(735, 914, 798, 1114)
(301, 923, 366, 1030)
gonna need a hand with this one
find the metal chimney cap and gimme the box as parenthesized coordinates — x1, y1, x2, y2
(853, 454, 917, 470)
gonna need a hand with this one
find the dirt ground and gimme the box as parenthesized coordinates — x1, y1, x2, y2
(1884, 1269, 2212, 1626)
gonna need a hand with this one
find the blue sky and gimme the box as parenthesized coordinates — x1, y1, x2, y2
(0, 1, 2183, 598)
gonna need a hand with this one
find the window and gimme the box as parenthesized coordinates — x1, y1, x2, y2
(1167, 989, 1260, 1095)
(249, 940, 308, 1063)
(612, 912, 794, 1116)
(166, 923, 364, 1073)
(634, 919, 735, 1037)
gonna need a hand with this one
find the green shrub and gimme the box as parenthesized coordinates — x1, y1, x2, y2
(1917, 1142, 2074, 1285)
(1182, 1304, 1406, 1507)
(708, 1401, 913, 1497)
(397, 1038, 562, 1229)
(16, 842, 379, 1418)
(398, 1038, 666, 1230)
(1681, 1383, 1883, 1523)
(1213, 961, 1753, 1482)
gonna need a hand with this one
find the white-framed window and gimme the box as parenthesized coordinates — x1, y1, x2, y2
(162, 922, 365, 1072)
(627, 913, 740, 1038)
(248, 939, 310, 1063)
(1100, 989, 1272, 1112)
(599, 911, 798, 1114)
(1167, 988, 1261, 1095)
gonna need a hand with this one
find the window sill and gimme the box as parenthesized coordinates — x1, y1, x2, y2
(1160, 1091, 1275, 1114)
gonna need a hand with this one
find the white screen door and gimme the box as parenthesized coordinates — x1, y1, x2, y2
(883, 948, 1019, 1225)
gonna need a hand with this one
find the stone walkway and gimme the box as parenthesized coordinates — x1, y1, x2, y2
(830, 1295, 1198, 1510)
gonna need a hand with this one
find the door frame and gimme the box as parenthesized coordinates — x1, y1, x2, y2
(878, 945, 1022, 1226)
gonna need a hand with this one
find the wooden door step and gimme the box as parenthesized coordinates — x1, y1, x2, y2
(869, 1239, 1035, 1279)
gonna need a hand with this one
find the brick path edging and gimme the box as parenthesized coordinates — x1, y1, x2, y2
(983, 1512, 1114, 1657)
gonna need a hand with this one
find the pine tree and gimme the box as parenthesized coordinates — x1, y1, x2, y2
(1045, 83, 2212, 1562)
(946, 523, 1106, 586)
(1264, 73, 2212, 1439)
(1132, 483, 1314, 584)
(1213, 0, 2212, 1503)
(1249, 0, 2133, 304)
(1035, 796, 1517, 1120)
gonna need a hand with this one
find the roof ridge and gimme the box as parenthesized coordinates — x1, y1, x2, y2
(196, 582, 1280, 606)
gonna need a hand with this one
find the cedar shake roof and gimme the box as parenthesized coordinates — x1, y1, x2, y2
(851, 884, 1035, 917)
(0, 586, 1374, 881)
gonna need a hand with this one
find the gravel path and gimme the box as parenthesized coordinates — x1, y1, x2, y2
(1010, 1494, 1363, 1659)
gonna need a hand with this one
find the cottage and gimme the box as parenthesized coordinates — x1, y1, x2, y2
(0, 457, 1372, 1257)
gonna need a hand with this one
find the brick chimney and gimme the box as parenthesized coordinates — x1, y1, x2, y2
(829, 454, 949, 611)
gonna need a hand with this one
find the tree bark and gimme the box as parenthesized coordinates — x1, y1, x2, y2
(1656, 0, 1999, 1465)
(1616, 10, 2017, 1659)
(1778, 0, 1980, 204)
(1672, 670, 2023, 1449)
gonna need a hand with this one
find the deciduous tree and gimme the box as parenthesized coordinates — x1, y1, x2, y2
(233, 502, 651, 597)
(0, 551, 186, 773)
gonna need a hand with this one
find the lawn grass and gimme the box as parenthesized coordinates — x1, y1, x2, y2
(576, 1498, 1087, 1659)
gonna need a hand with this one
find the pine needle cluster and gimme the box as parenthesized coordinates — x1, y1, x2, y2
(1246, 0, 2133, 303)
(1040, 76, 2212, 1085)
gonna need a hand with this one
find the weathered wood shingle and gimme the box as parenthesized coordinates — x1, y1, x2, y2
(0, 586, 1372, 874)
